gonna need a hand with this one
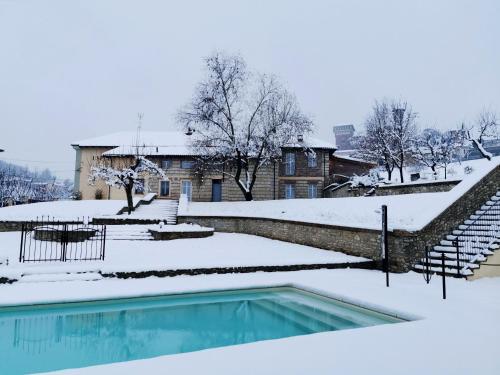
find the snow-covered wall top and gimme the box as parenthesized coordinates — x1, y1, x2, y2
(180, 157, 500, 232)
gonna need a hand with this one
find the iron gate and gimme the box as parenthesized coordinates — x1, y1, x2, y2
(18, 218, 106, 263)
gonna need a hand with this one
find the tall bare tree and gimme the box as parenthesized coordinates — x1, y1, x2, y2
(178, 52, 313, 201)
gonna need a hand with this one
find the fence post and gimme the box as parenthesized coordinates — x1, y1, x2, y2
(441, 253, 447, 300)
(424, 245, 430, 284)
(381, 205, 389, 287)
(19, 223, 25, 263)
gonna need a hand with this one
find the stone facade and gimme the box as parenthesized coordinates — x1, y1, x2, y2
(74, 146, 333, 202)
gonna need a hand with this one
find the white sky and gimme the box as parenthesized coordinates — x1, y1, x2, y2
(0, 0, 499, 179)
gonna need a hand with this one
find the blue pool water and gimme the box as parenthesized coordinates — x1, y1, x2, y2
(0, 287, 403, 374)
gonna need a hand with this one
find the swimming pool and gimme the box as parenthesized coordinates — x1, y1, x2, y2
(0, 287, 404, 374)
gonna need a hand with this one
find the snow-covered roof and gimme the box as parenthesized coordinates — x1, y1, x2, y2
(72, 131, 194, 156)
(73, 131, 336, 156)
(284, 135, 336, 150)
(332, 154, 376, 165)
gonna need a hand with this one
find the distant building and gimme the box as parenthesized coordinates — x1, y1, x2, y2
(333, 124, 355, 150)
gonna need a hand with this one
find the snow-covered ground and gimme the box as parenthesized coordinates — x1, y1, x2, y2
(0, 269, 498, 374)
(181, 156, 500, 231)
(379, 156, 495, 184)
(0, 200, 125, 221)
(0, 231, 366, 279)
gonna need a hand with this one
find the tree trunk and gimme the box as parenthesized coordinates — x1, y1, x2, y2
(384, 162, 392, 181)
(243, 191, 253, 201)
(399, 167, 404, 183)
(125, 184, 134, 215)
(472, 139, 492, 160)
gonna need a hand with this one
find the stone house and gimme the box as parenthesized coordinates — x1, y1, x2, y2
(72, 131, 341, 202)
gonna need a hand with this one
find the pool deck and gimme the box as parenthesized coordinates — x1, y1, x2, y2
(0, 269, 498, 374)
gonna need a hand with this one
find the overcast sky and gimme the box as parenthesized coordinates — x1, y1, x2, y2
(0, 0, 499, 179)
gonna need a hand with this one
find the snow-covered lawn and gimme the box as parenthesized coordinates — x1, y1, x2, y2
(0, 231, 366, 279)
(379, 155, 496, 183)
(0, 269, 498, 374)
(0, 200, 125, 221)
(181, 156, 500, 231)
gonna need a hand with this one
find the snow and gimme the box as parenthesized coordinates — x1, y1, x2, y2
(0, 231, 367, 279)
(149, 223, 213, 232)
(181, 156, 500, 231)
(284, 135, 336, 150)
(72, 131, 192, 151)
(0, 200, 125, 221)
(0, 269, 498, 374)
(379, 156, 496, 184)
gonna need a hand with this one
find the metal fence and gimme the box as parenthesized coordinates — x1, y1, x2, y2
(18, 218, 106, 263)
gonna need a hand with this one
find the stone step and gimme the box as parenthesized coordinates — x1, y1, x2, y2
(419, 257, 480, 269)
(413, 264, 472, 277)
(428, 251, 486, 262)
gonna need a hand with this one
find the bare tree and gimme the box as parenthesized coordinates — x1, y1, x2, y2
(389, 101, 418, 183)
(88, 155, 165, 214)
(412, 128, 464, 179)
(178, 52, 313, 201)
(353, 101, 395, 180)
(462, 110, 498, 160)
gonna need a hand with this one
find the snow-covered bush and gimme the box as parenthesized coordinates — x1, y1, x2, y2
(350, 170, 381, 188)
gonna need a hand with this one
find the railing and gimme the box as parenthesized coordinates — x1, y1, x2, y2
(18, 217, 106, 263)
(453, 197, 500, 276)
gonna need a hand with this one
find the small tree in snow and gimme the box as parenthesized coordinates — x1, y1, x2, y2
(178, 52, 313, 201)
(412, 128, 464, 179)
(462, 110, 498, 160)
(88, 156, 165, 214)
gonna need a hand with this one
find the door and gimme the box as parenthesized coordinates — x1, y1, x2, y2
(160, 180, 170, 197)
(181, 180, 192, 201)
(211, 179, 222, 202)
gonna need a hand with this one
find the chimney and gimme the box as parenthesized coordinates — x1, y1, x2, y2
(297, 134, 304, 143)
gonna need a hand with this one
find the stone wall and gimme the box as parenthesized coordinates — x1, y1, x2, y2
(179, 163, 500, 272)
(327, 179, 460, 198)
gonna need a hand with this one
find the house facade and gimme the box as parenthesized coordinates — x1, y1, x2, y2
(72, 131, 338, 202)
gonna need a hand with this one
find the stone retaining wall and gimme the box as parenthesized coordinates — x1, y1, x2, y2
(180, 163, 500, 272)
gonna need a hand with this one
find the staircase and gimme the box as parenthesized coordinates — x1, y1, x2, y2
(130, 199, 179, 224)
(414, 191, 500, 278)
(104, 225, 154, 240)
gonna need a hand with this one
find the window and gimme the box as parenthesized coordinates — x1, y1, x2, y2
(284, 184, 295, 199)
(161, 160, 172, 169)
(160, 180, 170, 197)
(181, 160, 194, 169)
(285, 152, 295, 175)
(308, 183, 318, 199)
(181, 180, 192, 201)
(307, 153, 317, 168)
(135, 178, 145, 194)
